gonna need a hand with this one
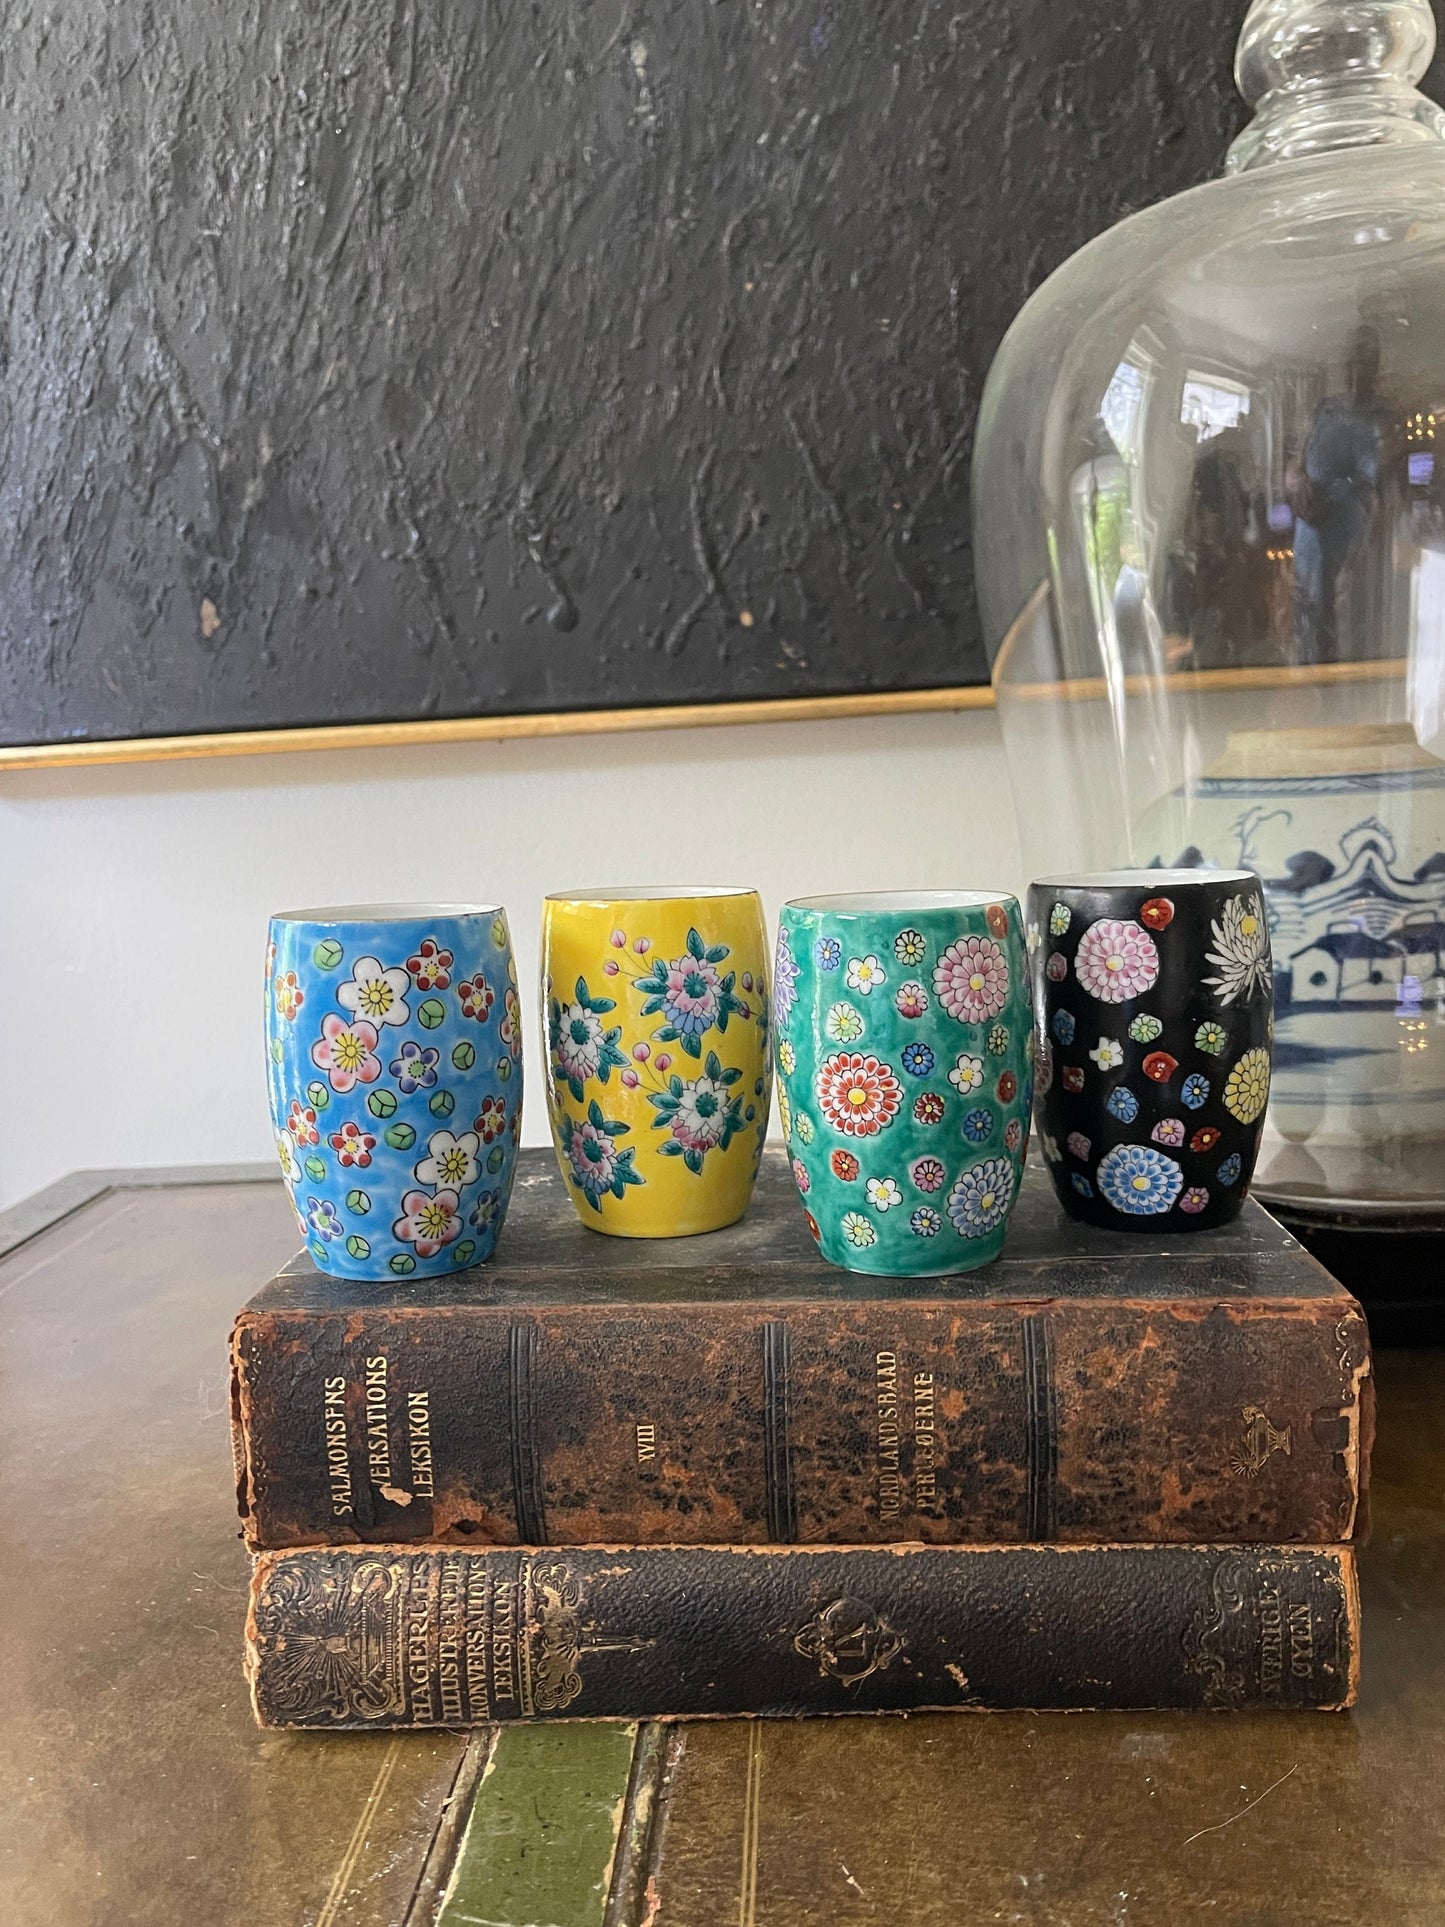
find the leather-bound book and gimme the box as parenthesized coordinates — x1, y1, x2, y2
(231, 1150, 1371, 1552)
(246, 1541, 1360, 1725)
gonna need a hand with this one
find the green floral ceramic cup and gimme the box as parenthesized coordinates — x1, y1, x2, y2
(773, 892, 1033, 1276)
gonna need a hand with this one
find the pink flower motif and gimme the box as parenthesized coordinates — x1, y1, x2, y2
(911, 1155, 947, 1194)
(1066, 1131, 1091, 1161)
(310, 1013, 382, 1093)
(895, 981, 930, 1020)
(1004, 1118, 1023, 1153)
(655, 1053, 672, 1073)
(610, 929, 628, 948)
(604, 960, 620, 975)
(392, 1188, 463, 1258)
(1151, 1117, 1186, 1147)
(792, 1157, 811, 1194)
(933, 936, 1010, 1024)
(621, 1068, 640, 1088)
(1045, 952, 1068, 983)
(632, 1041, 651, 1061)
(633, 937, 651, 954)
(1074, 919, 1160, 1004)
(1179, 1187, 1209, 1214)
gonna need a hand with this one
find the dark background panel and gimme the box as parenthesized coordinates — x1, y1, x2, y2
(0, 1, 1281, 745)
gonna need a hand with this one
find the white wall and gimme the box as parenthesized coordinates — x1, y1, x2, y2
(0, 708, 1023, 1207)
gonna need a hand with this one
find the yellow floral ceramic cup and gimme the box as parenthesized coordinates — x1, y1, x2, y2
(541, 888, 772, 1236)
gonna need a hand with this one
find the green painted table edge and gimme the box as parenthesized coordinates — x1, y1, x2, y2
(0, 1163, 660, 1927)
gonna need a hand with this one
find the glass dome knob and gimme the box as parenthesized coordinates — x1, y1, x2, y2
(1228, 0, 1445, 172)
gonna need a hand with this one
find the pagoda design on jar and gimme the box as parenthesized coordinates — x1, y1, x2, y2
(973, 0, 1445, 1220)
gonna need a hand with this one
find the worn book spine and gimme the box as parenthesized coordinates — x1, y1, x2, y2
(231, 1297, 1372, 1550)
(245, 1541, 1360, 1726)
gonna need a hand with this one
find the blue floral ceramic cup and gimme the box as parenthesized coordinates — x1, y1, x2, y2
(265, 905, 523, 1279)
(774, 892, 1033, 1276)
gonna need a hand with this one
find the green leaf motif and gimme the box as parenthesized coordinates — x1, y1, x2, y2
(303, 1154, 326, 1181)
(486, 1144, 506, 1174)
(306, 1081, 331, 1110)
(367, 1087, 398, 1118)
(313, 938, 345, 970)
(452, 1240, 477, 1266)
(384, 1121, 417, 1151)
(498, 1057, 513, 1082)
(429, 1090, 456, 1118)
(417, 998, 447, 1030)
(451, 1041, 476, 1071)
(346, 1188, 372, 1215)
(389, 1253, 417, 1276)
(308, 1241, 327, 1264)
(345, 1234, 371, 1260)
(269, 1038, 283, 1065)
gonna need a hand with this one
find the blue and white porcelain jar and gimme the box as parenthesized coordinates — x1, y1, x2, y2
(265, 904, 522, 1279)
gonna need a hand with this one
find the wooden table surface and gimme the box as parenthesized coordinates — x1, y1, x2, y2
(1, 1169, 1441, 1927)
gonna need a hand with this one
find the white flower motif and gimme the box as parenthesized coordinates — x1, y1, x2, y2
(865, 1177, 903, 1212)
(948, 1053, 985, 1094)
(337, 955, 412, 1028)
(554, 1001, 605, 1087)
(414, 1129, 481, 1191)
(826, 1002, 865, 1043)
(1026, 921, 1042, 955)
(1089, 1037, 1124, 1071)
(846, 955, 887, 995)
(842, 1211, 877, 1249)
(1204, 893, 1273, 1006)
(1041, 1132, 1061, 1164)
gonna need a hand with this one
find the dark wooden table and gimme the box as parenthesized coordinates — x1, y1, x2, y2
(2, 1169, 1442, 1926)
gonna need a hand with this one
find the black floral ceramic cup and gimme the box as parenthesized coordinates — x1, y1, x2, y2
(1027, 870, 1273, 1232)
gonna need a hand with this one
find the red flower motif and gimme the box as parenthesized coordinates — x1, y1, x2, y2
(913, 1092, 945, 1125)
(406, 937, 454, 990)
(1142, 1051, 1178, 1084)
(274, 971, 305, 1021)
(286, 1100, 319, 1147)
(804, 1210, 822, 1243)
(329, 1121, 376, 1168)
(473, 1095, 507, 1144)
(996, 1070, 1018, 1103)
(986, 902, 1010, 940)
(830, 1149, 860, 1182)
(459, 975, 495, 1023)
(1062, 1065, 1085, 1093)
(815, 1053, 903, 1138)
(1190, 1125, 1222, 1153)
(1004, 1118, 1023, 1152)
(1140, 897, 1175, 931)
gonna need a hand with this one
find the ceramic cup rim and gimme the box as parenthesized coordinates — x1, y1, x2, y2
(544, 885, 759, 904)
(784, 889, 1018, 916)
(270, 902, 505, 923)
(1030, 869, 1257, 892)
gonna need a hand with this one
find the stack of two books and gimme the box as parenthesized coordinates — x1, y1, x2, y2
(234, 1151, 1371, 1727)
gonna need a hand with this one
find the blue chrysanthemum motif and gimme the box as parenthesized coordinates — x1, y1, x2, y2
(814, 936, 842, 971)
(1181, 1073, 1210, 1110)
(1051, 1008, 1076, 1046)
(773, 927, 800, 1028)
(1217, 1152, 1243, 1186)
(962, 1107, 995, 1143)
(900, 1041, 936, 1077)
(1096, 1143, 1184, 1216)
(1071, 1173, 1094, 1199)
(910, 1206, 942, 1238)
(946, 1158, 1015, 1239)
(1104, 1086, 1140, 1124)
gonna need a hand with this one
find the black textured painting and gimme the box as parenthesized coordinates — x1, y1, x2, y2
(0, 0, 1269, 748)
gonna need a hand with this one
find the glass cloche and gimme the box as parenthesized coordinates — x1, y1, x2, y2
(974, 0, 1445, 1220)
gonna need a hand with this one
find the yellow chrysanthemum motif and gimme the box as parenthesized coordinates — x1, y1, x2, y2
(1223, 1047, 1271, 1125)
(777, 1082, 793, 1143)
